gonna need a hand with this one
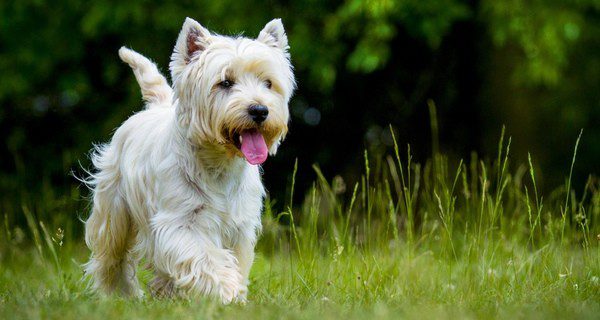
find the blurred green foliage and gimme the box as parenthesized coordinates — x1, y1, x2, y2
(2, 0, 596, 99)
(483, 0, 592, 86)
(0, 0, 598, 222)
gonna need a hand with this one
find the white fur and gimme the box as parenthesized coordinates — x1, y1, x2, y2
(83, 17, 295, 303)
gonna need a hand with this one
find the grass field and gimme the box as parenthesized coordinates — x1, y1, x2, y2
(1, 126, 598, 319)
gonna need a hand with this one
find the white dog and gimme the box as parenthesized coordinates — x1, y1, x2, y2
(83, 17, 295, 303)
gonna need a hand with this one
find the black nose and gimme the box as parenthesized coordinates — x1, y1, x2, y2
(248, 104, 269, 124)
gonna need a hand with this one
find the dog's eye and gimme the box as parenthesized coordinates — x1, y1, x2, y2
(265, 80, 272, 89)
(219, 80, 234, 89)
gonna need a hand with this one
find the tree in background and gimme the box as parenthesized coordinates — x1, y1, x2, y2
(0, 0, 598, 220)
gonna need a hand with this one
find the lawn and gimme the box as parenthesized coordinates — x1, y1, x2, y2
(1, 128, 598, 319)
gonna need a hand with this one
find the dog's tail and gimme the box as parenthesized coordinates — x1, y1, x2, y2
(118, 47, 172, 107)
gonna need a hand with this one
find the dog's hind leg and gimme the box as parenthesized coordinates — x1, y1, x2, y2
(84, 172, 141, 297)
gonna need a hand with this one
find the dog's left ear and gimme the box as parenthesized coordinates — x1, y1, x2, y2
(258, 19, 289, 55)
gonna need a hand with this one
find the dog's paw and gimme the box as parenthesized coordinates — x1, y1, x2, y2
(149, 275, 177, 299)
(215, 265, 245, 304)
(233, 286, 248, 305)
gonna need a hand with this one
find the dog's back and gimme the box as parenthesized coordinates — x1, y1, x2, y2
(83, 48, 177, 296)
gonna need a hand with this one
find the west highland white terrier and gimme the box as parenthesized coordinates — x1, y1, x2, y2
(83, 17, 295, 303)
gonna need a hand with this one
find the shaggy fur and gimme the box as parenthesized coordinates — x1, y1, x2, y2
(83, 17, 295, 303)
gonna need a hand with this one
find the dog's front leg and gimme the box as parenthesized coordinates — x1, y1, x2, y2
(233, 232, 256, 302)
(150, 212, 245, 303)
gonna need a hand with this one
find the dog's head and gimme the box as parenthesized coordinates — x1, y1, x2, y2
(170, 17, 295, 165)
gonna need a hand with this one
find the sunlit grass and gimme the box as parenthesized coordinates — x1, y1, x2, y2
(0, 121, 598, 319)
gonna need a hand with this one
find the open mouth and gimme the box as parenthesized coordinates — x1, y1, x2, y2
(233, 128, 268, 165)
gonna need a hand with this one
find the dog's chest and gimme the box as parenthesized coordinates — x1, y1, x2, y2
(198, 171, 264, 246)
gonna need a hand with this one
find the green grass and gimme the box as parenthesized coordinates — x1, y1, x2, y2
(0, 126, 599, 319)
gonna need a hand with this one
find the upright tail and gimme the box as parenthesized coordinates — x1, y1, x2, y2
(118, 47, 173, 107)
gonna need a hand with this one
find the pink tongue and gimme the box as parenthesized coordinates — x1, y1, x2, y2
(240, 129, 268, 165)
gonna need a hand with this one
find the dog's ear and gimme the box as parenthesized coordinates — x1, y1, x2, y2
(257, 19, 289, 55)
(170, 17, 211, 80)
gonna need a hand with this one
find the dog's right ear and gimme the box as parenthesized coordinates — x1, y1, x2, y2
(170, 17, 211, 81)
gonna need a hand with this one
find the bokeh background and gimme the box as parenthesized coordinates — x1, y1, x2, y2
(1, 0, 598, 225)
